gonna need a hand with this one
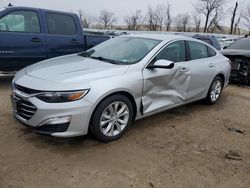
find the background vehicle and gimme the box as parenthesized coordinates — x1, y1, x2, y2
(0, 6, 111, 71)
(193, 34, 221, 50)
(12, 34, 231, 142)
(221, 37, 250, 83)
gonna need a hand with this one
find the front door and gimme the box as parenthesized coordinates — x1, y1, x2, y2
(142, 40, 190, 115)
(0, 10, 46, 71)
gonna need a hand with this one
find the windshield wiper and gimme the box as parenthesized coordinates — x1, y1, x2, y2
(78, 49, 95, 57)
(89, 56, 119, 64)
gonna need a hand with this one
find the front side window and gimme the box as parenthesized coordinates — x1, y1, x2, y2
(0, 10, 40, 33)
(188, 41, 208, 60)
(46, 13, 77, 35)
(155, 40, 186, 63)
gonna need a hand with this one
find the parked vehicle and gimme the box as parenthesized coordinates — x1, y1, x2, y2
(218, 38, 237, 49)
(0, 6, 111, 71)
(193, 34, 222, 50)
(221, 37, 250, 83)
(11, 34, 231, 142)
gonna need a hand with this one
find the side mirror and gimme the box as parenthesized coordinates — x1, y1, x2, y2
(148, 59, 175, 69)
(223, 46, 228, 49)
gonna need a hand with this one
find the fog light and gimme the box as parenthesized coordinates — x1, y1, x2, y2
(39, 116, 72, 126)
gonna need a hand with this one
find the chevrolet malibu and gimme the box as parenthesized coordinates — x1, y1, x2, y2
(11, 34, 231, 142)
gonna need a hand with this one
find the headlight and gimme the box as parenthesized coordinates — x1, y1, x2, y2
(36, 90, 89, 103)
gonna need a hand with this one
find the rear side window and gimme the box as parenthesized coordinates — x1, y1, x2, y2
(207, 46, 217, 57)
(46, 13, 77, 35)
(0, 10, 40, 33)
(155, 40, 186, 62)
(188, 41, 208, 60)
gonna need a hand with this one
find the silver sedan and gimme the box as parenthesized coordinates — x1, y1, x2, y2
(11, 34, 231, 142)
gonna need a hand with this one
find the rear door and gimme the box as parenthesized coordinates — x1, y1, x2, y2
(185, 41, 216, 101)
(0, 9, 46, 71)
(44, 12, 84, 58)
(142, 40, 191, 114)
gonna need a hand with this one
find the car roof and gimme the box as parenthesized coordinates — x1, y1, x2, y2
(126, 34, 190, 42)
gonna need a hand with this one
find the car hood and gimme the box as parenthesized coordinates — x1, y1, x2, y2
(221, 49, 250, 58)
(25, 54, 129, 83)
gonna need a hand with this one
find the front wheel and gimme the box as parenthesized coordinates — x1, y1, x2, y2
(204, 76, 223, 105)
(90, 95, 134, 142)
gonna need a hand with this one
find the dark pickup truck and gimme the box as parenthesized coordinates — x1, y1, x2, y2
(0, 6, 111, 71)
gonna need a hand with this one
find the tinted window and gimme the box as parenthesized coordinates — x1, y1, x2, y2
(228, 38, 250, 50)
(207, 46, 217, 57)
(46, 13, 77, 35)
(155, 40, 186, 62)
(0, 11, 40, 33)
(189, 41, 208, 60)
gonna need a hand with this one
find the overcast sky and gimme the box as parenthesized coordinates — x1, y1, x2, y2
(0, 0, 249, 27)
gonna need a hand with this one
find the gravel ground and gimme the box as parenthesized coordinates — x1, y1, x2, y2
(0, 76, 250, 188)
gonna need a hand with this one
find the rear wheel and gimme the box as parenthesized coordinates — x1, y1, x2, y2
(90, 95, 134, 142)
(204, 76, 223, 105)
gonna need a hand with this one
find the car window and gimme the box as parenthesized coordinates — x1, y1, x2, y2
(188, 41, 208, 60)
(0, 10, 40, 33)
(155, 40, 186, 63)
(46, 13, 77, 35)
(207, 46, 217, 57)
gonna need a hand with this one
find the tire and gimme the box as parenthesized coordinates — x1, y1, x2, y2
(90, 95, 134, 142)
(204, 76, 223, 105)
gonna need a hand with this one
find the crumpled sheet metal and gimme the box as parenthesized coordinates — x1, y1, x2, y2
(142, 67, 190, 114)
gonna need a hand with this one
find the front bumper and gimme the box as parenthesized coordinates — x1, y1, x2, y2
(12, 93, 94, 138)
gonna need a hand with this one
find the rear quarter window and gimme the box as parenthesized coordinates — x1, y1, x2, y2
(46, 13, 77, 35)
(207, 46, 217, 57)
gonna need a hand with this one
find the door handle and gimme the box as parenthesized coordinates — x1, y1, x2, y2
(179, 67, 189, 72)
(70, 39, 80, 44)
(31, 37, 42, 43)
(209, 63, 215, 67)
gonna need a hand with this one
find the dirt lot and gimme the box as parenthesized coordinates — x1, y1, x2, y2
(0, 76, 250, 188)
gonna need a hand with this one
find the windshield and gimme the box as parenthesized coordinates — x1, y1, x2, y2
(80, 37, 161, 64)
(228, 38, 250, 50)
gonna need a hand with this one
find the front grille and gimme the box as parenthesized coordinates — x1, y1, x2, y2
(13, 95, 37, 121)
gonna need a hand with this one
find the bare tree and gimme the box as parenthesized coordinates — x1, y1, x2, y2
(195, 0, 226, 33)
(233, 13, 241, 35)
(79, 10, 93, 28)
(145, 5, 158, 31)
(164, 2, 172, 31)
(145, 3, 172, 31)
(243, 6, 250, 35)
(207, 7, 225, 33)
(97, 10, 116, 29)
(230, 2, 239, 34)
(155, 4, 166, 31)
(192, 12, 201, 32)
(173, 13, 190, 32)
(124, 9, 144, 30)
